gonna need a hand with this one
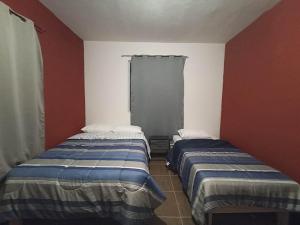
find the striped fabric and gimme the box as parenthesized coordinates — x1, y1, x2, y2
(167, 139, 300, 225)
(0, 135, 165, 225)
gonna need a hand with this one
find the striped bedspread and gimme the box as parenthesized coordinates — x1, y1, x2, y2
(0, 133, 165, 225)
(167, 139, 300, 225)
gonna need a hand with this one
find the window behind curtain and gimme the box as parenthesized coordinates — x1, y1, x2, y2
(130, 55, 185, 139)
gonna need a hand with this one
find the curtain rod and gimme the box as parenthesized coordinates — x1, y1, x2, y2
(122, 55, 189, 58)
(9, 9, 45, 33)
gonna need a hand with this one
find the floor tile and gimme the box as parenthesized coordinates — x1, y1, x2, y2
(150, 164, 170, 175)
(181, 218, 196, 225)
(155, 192, 180, 217)
(168, 169, 177, 176)
(151, 156, 167, 161)
(170, 175, 183, 191)
(174, 191, 192, 218)
(153, 175, 173, 191)
(146, 216, 182, 225)
(150, 160, 167, 166)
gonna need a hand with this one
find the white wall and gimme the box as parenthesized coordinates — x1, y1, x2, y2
(84, 41, 225, 138)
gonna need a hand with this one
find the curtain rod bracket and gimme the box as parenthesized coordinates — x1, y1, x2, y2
(9, 9, 45, 33)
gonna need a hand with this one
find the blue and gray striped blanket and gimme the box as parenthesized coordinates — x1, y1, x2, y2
(0, 135, 165, 225)
(167, 139, 300, 225)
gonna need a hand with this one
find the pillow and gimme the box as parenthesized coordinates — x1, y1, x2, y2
(113, 125, 142, 133)
(173, 135, 182, 143)
(81, 124, 113, 133)
(178, 129, 212, 139)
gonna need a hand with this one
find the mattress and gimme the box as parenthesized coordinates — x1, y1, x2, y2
(0, 132, 165, 225)
(167, 139, 300, 225)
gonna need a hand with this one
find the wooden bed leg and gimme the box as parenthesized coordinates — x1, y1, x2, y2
(277, 211, 289, 225)
(208, 213, 213, 225)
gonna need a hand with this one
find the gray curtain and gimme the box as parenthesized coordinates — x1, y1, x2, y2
(130, 55, 185, 138)
(0, 2, 44, 179)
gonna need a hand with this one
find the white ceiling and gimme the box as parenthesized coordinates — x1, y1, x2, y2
(40, 0, 280, 43)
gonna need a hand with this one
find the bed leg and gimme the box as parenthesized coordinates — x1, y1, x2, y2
(208, 213, 213, 225)
(277, 211, 289, 225)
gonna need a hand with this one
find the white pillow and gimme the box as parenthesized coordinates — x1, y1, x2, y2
(113, 125, 142, 133)
(178, 129, 212, 139)
(81, 124, 113, 133)
(173, 135, 182, 143)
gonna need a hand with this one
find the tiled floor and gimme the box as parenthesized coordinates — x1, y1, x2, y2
(149, 159, 196, 225)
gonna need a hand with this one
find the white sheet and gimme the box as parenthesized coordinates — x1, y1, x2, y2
(70, 131, 151, 157)
(173, 134, 218, 142)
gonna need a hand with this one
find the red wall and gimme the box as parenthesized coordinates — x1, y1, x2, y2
(2, 0, 85, 149)
(221, 0, 300, 182)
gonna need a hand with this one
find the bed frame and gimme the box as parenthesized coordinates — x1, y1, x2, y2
(207, 207, 289, 225)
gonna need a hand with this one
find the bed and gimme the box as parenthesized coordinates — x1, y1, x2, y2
(0, 131, 165, 225)
(167, 137, 300, 225)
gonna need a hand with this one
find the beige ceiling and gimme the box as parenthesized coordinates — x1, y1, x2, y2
(40, 0, 280, 43)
